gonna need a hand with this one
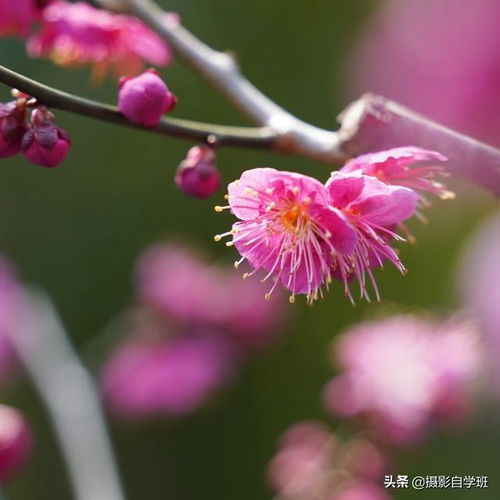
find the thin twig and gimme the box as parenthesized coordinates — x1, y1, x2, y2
(12, 291, 125, 500)
(0, 64, 276, 148)
(120, 0, 500, 193)
(120, 0, 344, 163)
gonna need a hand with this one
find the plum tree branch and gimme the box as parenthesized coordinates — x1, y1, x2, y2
(0, 64, 276, 148)
(120, 0, 500, 194)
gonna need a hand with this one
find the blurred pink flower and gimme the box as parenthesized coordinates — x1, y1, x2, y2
(0, 405, 32, 481)
(0, 258, 29, 382)
(268, 421, 389, 500)
(349, 0, 500, 145)
(460, 212, 500, 382)
(28, 1, 177, 79)
(101, 330, 237, 418)
(137, 243, 285, 349)
(324, 315, 482, 445)
(0, 0, 41, 37)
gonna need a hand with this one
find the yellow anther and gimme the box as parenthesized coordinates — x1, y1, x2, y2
(242, 273, 249, 280)
(264, 293, 272, 301)
(289, 295, 296, 304)
(225, 241, 234, 247)
(214, 206, 223, 212)
(214, 235, 222, 242)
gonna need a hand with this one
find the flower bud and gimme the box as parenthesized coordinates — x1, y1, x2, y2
(0, 102, 27, 158)
(118, 69, 176, 127)
(175, 145, 220, 198)
(0, 405, 32, 481)
(21, 108, 71, 168)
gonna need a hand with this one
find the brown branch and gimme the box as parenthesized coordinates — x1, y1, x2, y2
(0, 64, 277, 148)
(338, 94, 500, 195)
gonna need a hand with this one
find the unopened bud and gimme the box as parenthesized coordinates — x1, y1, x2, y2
(118, 69, 176, 127)
(0, 102, 26, 158)
(175, 145, 221, 198)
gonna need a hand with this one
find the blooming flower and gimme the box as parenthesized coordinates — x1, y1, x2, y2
(118, 69, 176, 127)
(349, 0, 500, 146)
(175, 145, 221, 199)
(323, 315, 482, 445)
(326, 171, 417, 301)
(0, 405, 32, 481)
(216, 167, 417, 303)
(340, 147, 453, 203)
(27, 1, 177, 79)
(101, 330, 237, 418)
(0, 102, 27, 158)
(21, 107, 71, 168)
(0, 0, 42, 37)
(268, 421, 390, 500)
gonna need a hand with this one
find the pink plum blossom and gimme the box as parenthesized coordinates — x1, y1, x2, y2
(21, 108, 71, 168)
(175, 145, 221, 199)
(0, 0, 42, 37)
(340, 147, 453, 202)
(216, 167, 417, 303)
(326, 171, 417, 301)
(118, 69, 176, 127)
(101, 330, 238, 418)
(27, 1, 177, 79)
(136, 243, 285, 349)
(324, 315, 482, 445)
(268, 421, 389, 500)
(349, 0, 500, 146)
(0, 405, 32, 481)
(216, 168, 358, 304)
(0, 102, 27, 158)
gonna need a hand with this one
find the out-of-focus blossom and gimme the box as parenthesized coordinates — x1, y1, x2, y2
(118, 69, 176, 127)
(341, 147, 453, 203)
(0, 258, 29, 381)
(0, 102, 27, 158)
(101, 331, 237, 418)
(0, 0, 43, 37)
(137, 243, 284, 349)
(460, 212, 500, 382)
(0, 405, 32, 481)
(324, 315, 482, 445)
(21, 107, 71, 168)
(216, 167, 417, 303)
(268, 421, 390, 500)
(175, 145, 221, 199)
(350, 0, 500, 145)
(101, 241, 287, 419)
(27, 1, 178, 79)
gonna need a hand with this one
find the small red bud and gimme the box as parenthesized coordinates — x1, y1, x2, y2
(21, 109, 71, 168)
(0, 102, 27, 158)
(175, 145, 221, 198)
(118, 69, 176, 127)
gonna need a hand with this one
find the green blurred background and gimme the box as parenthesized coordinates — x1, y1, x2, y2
(1, 0, 499, 498)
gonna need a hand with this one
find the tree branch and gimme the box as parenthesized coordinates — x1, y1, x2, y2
(0, 64, 276, 149)
(120, 0, 345, 163)
(12, 291, 125, 500)
(121, 0, 500, 194)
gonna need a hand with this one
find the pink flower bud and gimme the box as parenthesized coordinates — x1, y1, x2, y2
(0, 405, 32, 481)
(21, 109, 71, 168)
(118, 69, 176, 127)
(0, 102, 27, 158)
(175, 145, 220, 198)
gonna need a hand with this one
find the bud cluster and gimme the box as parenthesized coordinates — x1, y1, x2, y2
(0, 91, 71, 168)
